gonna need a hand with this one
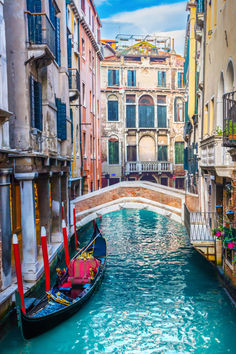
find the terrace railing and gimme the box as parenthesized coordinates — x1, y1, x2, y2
(223, 91, 236, 147)
(125, 161, 173, 174)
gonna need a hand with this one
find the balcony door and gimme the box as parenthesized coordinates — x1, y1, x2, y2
(139, 136, 155, 161)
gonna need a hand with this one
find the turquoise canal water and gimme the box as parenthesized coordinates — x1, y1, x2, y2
(1, 209, 236, 353)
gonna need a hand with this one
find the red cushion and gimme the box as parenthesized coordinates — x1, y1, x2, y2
(60, 282, 72, 288)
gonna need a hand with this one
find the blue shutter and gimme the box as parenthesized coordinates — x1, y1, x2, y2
(158, 71, 162, 86)
(184, 148, 188, 170)
(108, 101, 118, 121)
(29, 75, 35, 128)
(55, 17, 61, 66)
(34, 80, 42, 131)
(115, 70, 119, 86)
(133, 70, 136, 86)
(67, 34, 72, 68)
(127, 70, 132, 86)
(49, 0, 56, 27)
(108, 70, 112, 86)
(27, 0, 42, 44)
(56, 98, 67, 140)
(70, 108, 73, 142)
(126, 105, 136, 128)
(163, 72, 166, 87)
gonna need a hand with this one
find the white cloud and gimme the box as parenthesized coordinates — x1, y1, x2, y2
(101, 2, 187, 55)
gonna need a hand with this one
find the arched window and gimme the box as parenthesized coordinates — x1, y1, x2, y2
(225, 60, 234, 93)
(108, 137, 119, 164)
(138, 95, 154, 128)
(107, 95, 118, 121)
(174, 98, 184, 122)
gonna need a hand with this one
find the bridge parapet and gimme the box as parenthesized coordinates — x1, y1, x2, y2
(71, 181, 198, 228)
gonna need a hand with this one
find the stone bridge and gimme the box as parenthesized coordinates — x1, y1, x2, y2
(70, 181, 199, 229)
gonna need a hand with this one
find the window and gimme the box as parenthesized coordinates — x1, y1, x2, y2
(204, 104, 209, 136)
(126, 95, 136, 128)
(82, 83, 86, 106)
(108, 96, 118, 121)
(81, 0, 85, 14)
(157, 95, 167, 128)
(127, 146, 137, 161)
(161, 177, 168, 186)
(82, 38, 85, 57)
(127, 70, 136, 87)
(29, 75, 42, 131)
(178, 72, 184, 88)
(109, 138, 119, 164)
(158, 145, 167, 161)
(175, 178, 185, 190)
(108, 69, 119, 86)
(83, 132, 86, 155)
(210, 97, 214, 134)
(139, 95, 154, 128)
(158, 71, 166, 87)
(175, 142, 184, 164)
(174, 98, 184, 122)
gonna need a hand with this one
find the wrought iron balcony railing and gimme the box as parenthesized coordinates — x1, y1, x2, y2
(125, 161, 173, 175)
(223, 91, 236, 147)
(26, 12, 56, 57)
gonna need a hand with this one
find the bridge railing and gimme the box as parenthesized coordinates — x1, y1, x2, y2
(184, 204, 218, 242)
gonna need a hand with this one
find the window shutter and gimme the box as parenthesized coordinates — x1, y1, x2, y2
(109, 140, 119, 164)
(175, 142, 184, 164)
(67, 34, 72, 68)
(158, 71, 162, 86)
(158, 146, 167, 161)
(127, 70, 131, 86)
(70, 108, 73, 142)
(55, 17, 61, 66)
(126, 105, 136, 128)
(133, 70, 136, 86)
(115, 70, 119, 86)
(34, 80, 42, 131)
(56, 98, 67, 140)
(163, 72, 166, 87)
(49, 0, 56, 27)
(29, 75, 35, 128)
(158, 105, 167, 128)
(108, 70, 112, 86)
(174, 98, 177, 122)
(108, 101, 118, 121)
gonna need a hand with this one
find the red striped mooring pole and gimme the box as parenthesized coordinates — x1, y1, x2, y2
(62, 219, 70, 268)
(41, 226, 51, 292)
(62, 202, 65, 220)
(73, 205, 78, 249)
(12, 234, 25, 314)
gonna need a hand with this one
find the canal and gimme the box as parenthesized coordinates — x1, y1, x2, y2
(1, 209, 236, 353)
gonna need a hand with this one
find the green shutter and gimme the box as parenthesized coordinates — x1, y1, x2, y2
(127, 70, 132, 86)
(184, 147, 188, 170)
(126, 105, 136, 128)
(158, 146, 167, 161)
(109, 140, 119, 164)
(157, 105, 167, 128)
(175, 142, 184, 164)
(34, 80, 42, 131)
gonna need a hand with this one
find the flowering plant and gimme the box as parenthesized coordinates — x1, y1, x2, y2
(212, 225, 225, 239)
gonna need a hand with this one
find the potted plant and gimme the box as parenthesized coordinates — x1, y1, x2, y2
(226, 120, 236, 141)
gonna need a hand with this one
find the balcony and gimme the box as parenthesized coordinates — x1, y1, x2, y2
(200, 135, 233, 177)
(125, 161, 173, 175)
(183, 120, 193, 141)
(68, 69, 80, 101)
(26, 12, 56, 66)
(223, 91, 236, 147)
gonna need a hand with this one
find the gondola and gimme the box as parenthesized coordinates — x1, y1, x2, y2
(16, 224, 107, 339)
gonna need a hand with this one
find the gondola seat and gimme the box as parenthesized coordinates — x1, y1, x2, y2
(68, 256, 100, 285)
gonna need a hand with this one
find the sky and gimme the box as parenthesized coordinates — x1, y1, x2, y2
(94, 0, 188, 55)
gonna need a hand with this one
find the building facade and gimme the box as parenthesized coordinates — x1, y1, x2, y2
(101, 36, 185, 188)
(184, 0, 236, 286)
(67, 0, 103, 196)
